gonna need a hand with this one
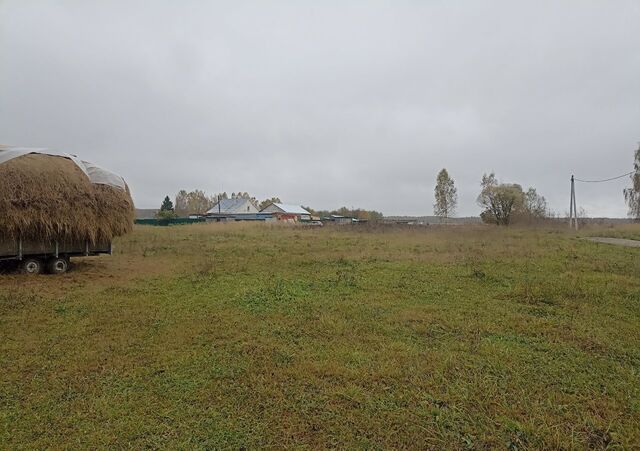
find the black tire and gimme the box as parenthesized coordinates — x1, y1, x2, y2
(47, 257, 70, 275)
(22, 258, 44, 275)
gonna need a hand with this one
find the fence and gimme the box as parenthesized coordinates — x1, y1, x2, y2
(134, 218, 206, 226)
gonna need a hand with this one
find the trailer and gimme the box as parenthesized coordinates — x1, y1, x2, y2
(0, 238, 112, 274)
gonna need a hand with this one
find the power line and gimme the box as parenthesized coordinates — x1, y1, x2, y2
(574, 171, 634, 183)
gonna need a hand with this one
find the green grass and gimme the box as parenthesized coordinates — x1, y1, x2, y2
(1, 223, 639, 448)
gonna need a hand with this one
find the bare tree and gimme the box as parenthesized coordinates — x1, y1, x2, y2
(433, 168, 458, 220)
(186, 189, 214, 215)
(175, 190, 189, 216)
(523, 187, 548, 220)
(624, 144, 640, 220)
(174, 189, 216, 215)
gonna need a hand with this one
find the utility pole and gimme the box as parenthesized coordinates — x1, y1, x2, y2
(569, 175, 578, 231)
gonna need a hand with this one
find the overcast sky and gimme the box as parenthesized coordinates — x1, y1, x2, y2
(1, 1, 639, 216)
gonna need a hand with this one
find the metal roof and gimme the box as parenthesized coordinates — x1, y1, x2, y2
(268, 203, 311, 215)
(206, 198, 257, 214)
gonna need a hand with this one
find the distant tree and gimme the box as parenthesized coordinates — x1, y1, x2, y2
(624, 144, 640, 220)
(577, 207, 588, 224)
(351, 208, 384, 221)
(175, 190, 189, 216)
(231, 192, 249, 199)
(156, 210, 178, 219)
(523, 187, 548, 220)
(209, 193, 221, 211)
(433, 168, 458, 220)
(326, 206, 383, 221)
(173, 189, 217, 215)
(160, 195, 174, 212)
(186, 189, 214, 215)
(210, 192, 229, 204)
(226, 191, 258, 206)
(369, 210, 384, 221)
(478, 173, 549, 225)
(157, 195, 177, 219)
(477, 173, 523, 225)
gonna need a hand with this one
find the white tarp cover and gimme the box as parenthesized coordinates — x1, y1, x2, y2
(0, 146, 126, 190)
(80, 160, 126, 190)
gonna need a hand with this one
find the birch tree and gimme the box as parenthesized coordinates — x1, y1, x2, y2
(434, 168, 458, 220)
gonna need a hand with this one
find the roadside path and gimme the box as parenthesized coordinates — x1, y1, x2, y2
(584, 237, 640, 248)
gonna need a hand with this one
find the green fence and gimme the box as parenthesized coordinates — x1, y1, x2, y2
(135, 218, 206, 226)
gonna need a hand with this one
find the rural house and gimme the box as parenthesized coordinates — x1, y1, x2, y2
(206, 198, 259, 215)
(260, 203, 311, 221)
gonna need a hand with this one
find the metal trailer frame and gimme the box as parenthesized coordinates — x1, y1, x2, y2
(0, 238, 112, 273)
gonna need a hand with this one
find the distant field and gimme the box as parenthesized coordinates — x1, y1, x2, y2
(1, 223, 639, 448)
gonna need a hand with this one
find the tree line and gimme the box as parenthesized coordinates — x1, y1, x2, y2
(157, 190, 282, 219)
(156, 145, 640, 223)
(303, 206, 384, 221)
(434, 142, 640, 224)
(157, 190, 383, 220)
(432, 168, 548, 225)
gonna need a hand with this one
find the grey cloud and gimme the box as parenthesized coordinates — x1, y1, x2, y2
(1, 0, 639, 216)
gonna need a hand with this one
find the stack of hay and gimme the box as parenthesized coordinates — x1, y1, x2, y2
(0, 146, 134, 243)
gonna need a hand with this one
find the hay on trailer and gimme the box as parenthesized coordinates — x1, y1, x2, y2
(0, 153, 134, 243)
(92, 183, 135, 241)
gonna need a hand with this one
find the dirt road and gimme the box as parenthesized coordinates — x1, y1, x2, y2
(585, 237, 640, 248)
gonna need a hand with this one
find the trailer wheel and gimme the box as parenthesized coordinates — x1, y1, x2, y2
(47, 257, 69, 275)
(22, 258, 44, 275)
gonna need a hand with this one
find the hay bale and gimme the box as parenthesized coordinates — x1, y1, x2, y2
(0, 153, 134, 242)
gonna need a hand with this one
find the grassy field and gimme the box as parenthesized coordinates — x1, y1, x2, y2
(1, 222, 639, 449)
